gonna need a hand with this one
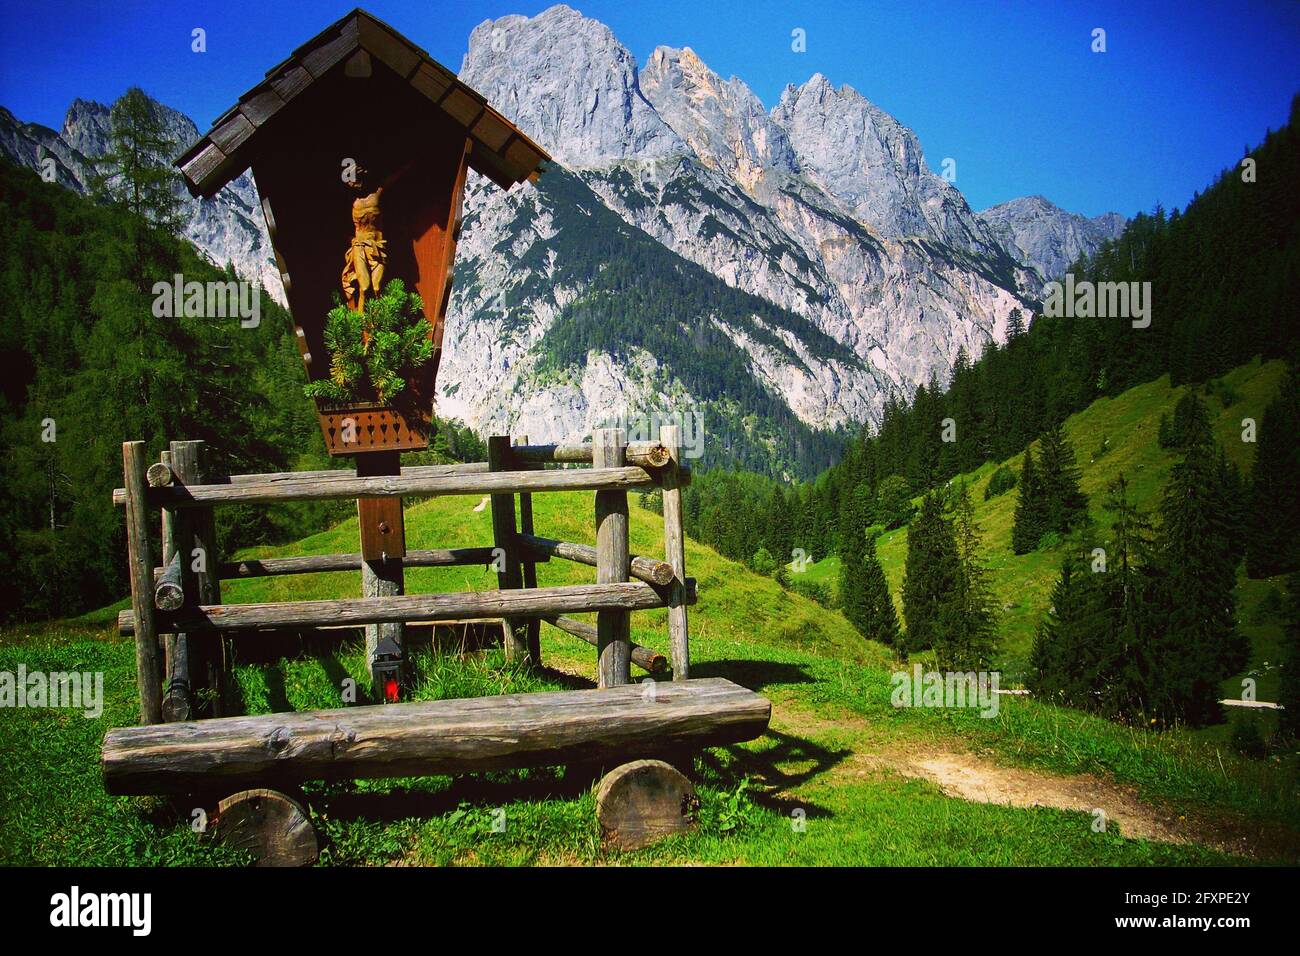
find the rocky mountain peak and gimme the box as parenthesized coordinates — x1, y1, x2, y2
(978, 194, 1127, 282)
(641, 44, 797, 190)
(460, 3, 686, 167)
(771, 74, 1001, 259)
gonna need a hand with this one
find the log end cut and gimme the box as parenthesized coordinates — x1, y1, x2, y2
(596, 759, 698, 851)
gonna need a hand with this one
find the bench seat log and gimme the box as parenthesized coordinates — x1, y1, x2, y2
(101, 677, 770, 795)
(118, 580, 696, 635)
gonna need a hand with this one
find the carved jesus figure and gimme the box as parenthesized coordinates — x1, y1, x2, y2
(341, 161, 414, 312)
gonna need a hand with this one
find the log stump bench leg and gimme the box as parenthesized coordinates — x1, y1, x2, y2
(211, 788, 318, 867)
(596, 759, 699, 851)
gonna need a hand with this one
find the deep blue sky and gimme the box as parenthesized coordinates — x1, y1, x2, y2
(1, 0, 1296, 217)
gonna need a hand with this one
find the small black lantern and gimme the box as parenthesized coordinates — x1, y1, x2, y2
(371, 632, 404, 704)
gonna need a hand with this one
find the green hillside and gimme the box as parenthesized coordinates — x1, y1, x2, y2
(797, 357, 1290, 686)
(4, 411, 1298, 865)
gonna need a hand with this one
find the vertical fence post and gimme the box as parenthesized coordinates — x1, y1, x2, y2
(122, 441, 162, 724)
(514, 435, 542, 666)
(489, 435, 530, 663)
(171, 441, 227, 717)
(157, 449, 192, 722)
(660, 424, 690, 680)
(593, 428, 631, 687)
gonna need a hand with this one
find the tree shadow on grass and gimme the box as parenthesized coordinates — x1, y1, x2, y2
(698, 728, 848, 822)
(308, 763, 593, 825)
(688, 658, 816, 693)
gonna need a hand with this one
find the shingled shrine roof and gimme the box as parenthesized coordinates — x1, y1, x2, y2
(175, 7, 551, 198)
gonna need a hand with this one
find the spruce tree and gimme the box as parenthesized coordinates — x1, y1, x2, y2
(1246, 371, 1300, 577)
(1280, 573, 1300, 740)
(1011, 447, 1047, 554)
(1037, 420, 1088, 534)
(838, 485, 869, 632)
(846, 536, 900, 646)
(1029, 558, 1090, 704)
(901, 490, 960, 655)
(1153, 438, 1248, 726)
(936, 481, 998, 669)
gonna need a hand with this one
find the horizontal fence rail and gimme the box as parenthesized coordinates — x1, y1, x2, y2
(120, 580, 696, 635)
(542, 615, 667, 674)
(114, 465, 660, 509)
(512, 441, 671, 468)
(519, 533, 673, 586)
(153, 547, 515, 583)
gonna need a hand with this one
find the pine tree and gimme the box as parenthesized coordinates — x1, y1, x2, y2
(838, 483, 871, 633)
(1037, 420, 1088, 535)
(1103, 473, 1155, 623)
(1006, 309, 1027, 340)
(1011, 447, 1047, 554)
(90, 87, 183, 234)
(1029, 558, 1090, 704)
(935, 481, 998, 669)
(1153, 438, 1248, 726)
(860, 536, 901, 645)
(1246, 370, 1300, 577)
(1158, 390, 1213, 451)
(1280, 573, 1300, 740)
(901, 490, 960, 655)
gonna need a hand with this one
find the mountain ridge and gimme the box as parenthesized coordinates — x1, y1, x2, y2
(0, 2, 1126, 475)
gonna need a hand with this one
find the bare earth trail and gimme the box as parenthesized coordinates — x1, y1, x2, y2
(762, 697, 1291, 862)
(538, 652, 1293, 862)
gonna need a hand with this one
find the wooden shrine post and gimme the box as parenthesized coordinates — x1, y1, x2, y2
(593, 428, 631, 687)
(171, 8, 552, 694)
(357, 451, 405, 698)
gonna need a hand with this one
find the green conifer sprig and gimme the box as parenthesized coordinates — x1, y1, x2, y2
(304, 279, 433, 405)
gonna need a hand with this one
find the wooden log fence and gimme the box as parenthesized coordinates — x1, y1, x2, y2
(113, 425, 696, 726)
(113, 465, 660, 508)
(118, 580, 696, 635)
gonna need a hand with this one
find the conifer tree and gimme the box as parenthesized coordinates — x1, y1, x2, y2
(91, 87, 183, 233)
(1011, 447, 1047, 554)
(902, 490, 960, 655)
(838, 483, 871, 631)
(1029, 558, 1092, 704)
(1246, 371, 1300, 577)
(1280, 573, 1300, 740)
(1153, 437, 1248, 726)
(935, 481, 998, 669)
(861, 536, 902, 646)
(1037, 420, 1088, 534)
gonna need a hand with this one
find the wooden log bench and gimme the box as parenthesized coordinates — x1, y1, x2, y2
(101, 677, 770, 796)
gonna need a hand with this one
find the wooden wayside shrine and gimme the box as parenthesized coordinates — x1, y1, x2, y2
(102, 8, 770, 862)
